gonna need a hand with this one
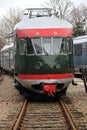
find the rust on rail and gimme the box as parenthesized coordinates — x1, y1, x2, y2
(60, 97, 78, 130)
(13, 99, 28, 130)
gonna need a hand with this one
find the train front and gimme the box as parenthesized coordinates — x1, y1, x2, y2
(14, 8, 74, 96)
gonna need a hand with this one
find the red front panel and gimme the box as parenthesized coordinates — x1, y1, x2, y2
(18, 73, 74, 80)
(16, 28, 72, 38)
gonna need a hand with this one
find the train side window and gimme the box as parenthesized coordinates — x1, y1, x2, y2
(43, 37, 51, 55)
(66, 38, 73, 54)
(83, 42, 87, 52)
(53, 37, 62, 54)
(74, 45, 77, 56)
(60, 38, 66, 54)
(74, 44, 82, 56)
(19, 39, 26, 55)
(4, 51, 9, 58)
(60, 38, 73, 54)
(3, 51, 9, 66)
(32, 38, 43, 54)
(10, 50, 13, 59)
(26, 38, 34, 55)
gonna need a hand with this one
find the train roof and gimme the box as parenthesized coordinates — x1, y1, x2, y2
(14, 8, 72, 30)
(14, 8, 72, 38)
(14, 15, 72, 30)
(73, 35, 87, 44)
(1, 42, 13, 51)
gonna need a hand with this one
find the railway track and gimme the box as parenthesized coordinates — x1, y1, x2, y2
(0, 75, 87, 130)
(12, 97, 87, 130)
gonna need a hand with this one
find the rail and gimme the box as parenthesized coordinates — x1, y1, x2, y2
(59, 97, 78, 130)
(12, 97, 83, 130)
(13, 99, 28, 130)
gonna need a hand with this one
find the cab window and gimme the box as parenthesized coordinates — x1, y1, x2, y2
(60, 38, 66, 53)
(26, 38, 34, 54)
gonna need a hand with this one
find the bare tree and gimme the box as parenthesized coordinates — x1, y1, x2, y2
(81, 5, 87, 21)
(81, 5, 87, 34)
(44, 0, 73, 19)
(0, 8, 23, 37)
(70, 6, 85, 26)
(69, 5, 87, 36)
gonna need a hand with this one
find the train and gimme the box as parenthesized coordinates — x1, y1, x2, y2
(0, 32, 14, 73)
(0, 8, 74, 97)
(73, 35, 87, 74)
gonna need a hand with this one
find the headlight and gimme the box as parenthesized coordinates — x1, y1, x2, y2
(55, 63, 60, 69)
(35, 62, 42, 70)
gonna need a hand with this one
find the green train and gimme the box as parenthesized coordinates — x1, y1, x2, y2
(1, 8, 74, 96)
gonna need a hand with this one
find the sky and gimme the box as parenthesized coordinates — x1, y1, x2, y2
(0, 0, 87, 17)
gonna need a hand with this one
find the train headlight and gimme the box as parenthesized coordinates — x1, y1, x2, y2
(55, 63, 60, 69)
(35, 62, 42, 70)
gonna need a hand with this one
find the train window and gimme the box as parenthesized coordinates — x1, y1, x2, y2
(32, 37, 52, 55)
(4, 51, 9, 58)
(22, 37, 73, 55)
(53, 37, 62, 54)
(82, 42, 87, 52)
(26, 38, 34, 54)
(19, 39, 26, 55)
(66, 38, 73, 54)
(74, 44, 82, 56)
(60, 38, 73, 54)
(60, 38, 66, 54)
(32, 38, 43, 54)
(3, 51, 9, 66)
(10, 50, 13, 59)
(43, 37, 51, 55)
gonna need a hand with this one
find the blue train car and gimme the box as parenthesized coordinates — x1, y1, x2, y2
(73, 35, 87, 73)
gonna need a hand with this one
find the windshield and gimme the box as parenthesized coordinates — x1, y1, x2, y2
(19, 37, 72, 55)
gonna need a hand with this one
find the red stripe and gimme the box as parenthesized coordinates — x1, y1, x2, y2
(16, 28, 72, 38)
(18, 73, 74, 80)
